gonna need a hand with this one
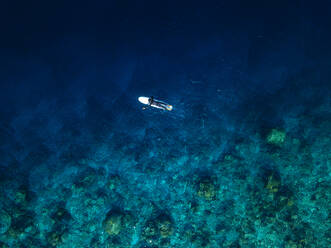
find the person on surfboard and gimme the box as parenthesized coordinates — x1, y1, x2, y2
(138, 96, 173, 111)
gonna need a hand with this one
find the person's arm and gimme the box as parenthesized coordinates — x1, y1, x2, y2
(148, 96, 154, 106)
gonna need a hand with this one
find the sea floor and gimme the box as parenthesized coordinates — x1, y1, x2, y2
(0, 71, 330, 248)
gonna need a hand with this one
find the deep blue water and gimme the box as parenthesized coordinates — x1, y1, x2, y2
(0, 1, 330, 247)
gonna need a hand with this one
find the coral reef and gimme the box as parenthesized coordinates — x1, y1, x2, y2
(0, 69, 329, 248)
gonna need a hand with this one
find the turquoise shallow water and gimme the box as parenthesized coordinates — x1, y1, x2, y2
(0, 68, 330, 248)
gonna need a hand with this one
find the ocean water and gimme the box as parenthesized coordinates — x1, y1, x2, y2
(0, 1, 330, 247)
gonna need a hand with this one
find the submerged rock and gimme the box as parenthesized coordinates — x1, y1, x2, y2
(142, 219, 158, 243)
(265, 172, 281, 194)
(0, 209, 11, 234)
(197, 176, 217, 201)
(14, 188, 26, 205)
(157, 214, 173, 238)
(108, 174, 121, 191)
(47, 231, 64, 247)
(104, 212, 122, 235)
(266, 129, 286, 146)
(103, 209, 134, 236)
(141, 213, 174, 245)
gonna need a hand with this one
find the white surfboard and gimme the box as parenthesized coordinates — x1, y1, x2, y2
(138, 96, 173, 111)
(138, 96, 150, 105)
